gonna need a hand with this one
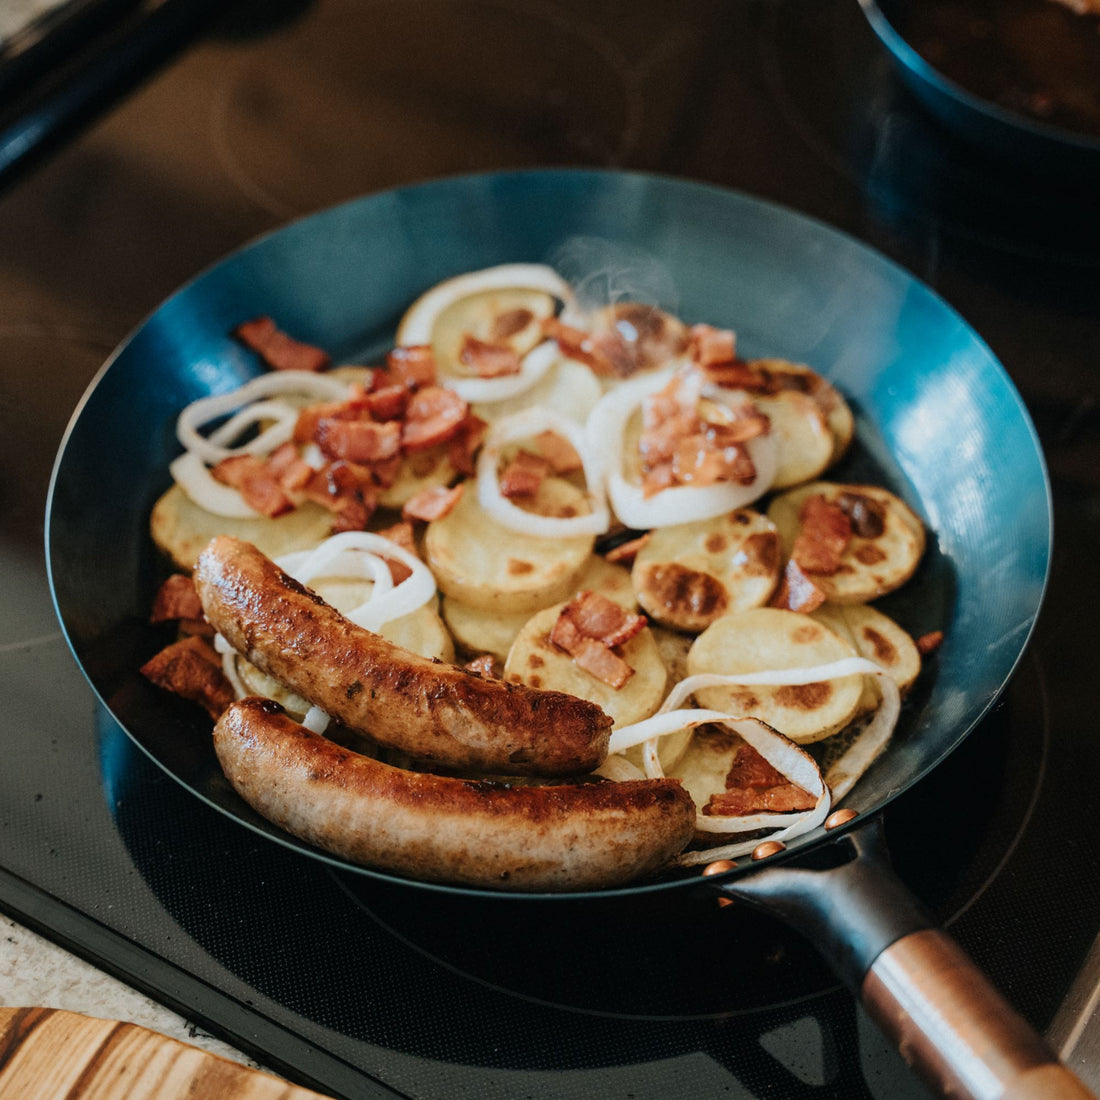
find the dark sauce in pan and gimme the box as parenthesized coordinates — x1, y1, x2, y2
(895, 0, 1100, 138)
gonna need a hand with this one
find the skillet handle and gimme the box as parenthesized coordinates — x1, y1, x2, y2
(713, 817, 1094, 1099)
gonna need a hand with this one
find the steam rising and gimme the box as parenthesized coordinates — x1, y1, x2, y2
(548, 236, 679, 320)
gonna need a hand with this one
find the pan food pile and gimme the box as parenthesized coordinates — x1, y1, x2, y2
(140, 262, 940, 891)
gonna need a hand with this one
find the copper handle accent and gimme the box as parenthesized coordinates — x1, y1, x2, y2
(862, 930, 1095, 1099)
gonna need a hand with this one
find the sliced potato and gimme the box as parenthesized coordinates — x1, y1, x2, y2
(750, 358, 854, 465)
(650, 626, 694, 684)
(424, 476, 594, 613)
(811, 603, 920, 697)
(150, 484, 333, 571)
(632, 509, 781, 633)
(687, 608, 863, 743)
(768, 482, 926, 604)
(504, 604, 667, 728)
(666, 723, 743, 815)
(751, 389, 833, 489)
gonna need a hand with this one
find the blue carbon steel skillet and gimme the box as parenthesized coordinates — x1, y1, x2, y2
(46, 170, 1080, 1097)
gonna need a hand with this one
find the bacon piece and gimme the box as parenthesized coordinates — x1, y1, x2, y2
(293, 390, 373, 445)
(211, 455, 295, 517)
(916, 630, 944, 656)
(603, 532, 650, 566)
(542, 317, 634, 378)
(364, 384, 411, 422)
(571, 638, 635, 690)
(463, 654, 500, 678)
(401, 386, 470, 451)
(447, 414, 487, 477)
(549, 591, 647, 689)
(702, 742, 817, 815)
(689, 323, 737, 368)
(459, 335, 522, 378)
(499, 450, 550, 499)
(386, 345, 436, 389)
(703, 359, 772, 391)
(769, 558, 827, 613)
(150, 574, 204, 624)
(534, 429, 582, 474)
(234, 316, 330, 373)
(302, 461, 378, 532)
(140, 636, 234, 720)
(375, 520, 418, 557)
(264, 441, 315, 492)
(402, 484, 464, 523)
(792, 495, 852, 575)
(315, 418, 402, 463)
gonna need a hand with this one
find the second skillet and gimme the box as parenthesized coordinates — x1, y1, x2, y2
(46, 169, 1076, 1097)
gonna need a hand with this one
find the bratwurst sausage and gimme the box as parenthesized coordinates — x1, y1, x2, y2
(215, 698, 696, 890)
(194, 536, 612, 775)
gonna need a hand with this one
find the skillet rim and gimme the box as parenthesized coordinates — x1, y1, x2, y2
(44, 166, 1054, 902)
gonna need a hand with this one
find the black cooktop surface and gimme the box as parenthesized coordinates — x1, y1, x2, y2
(2, 2, 1098, 1097)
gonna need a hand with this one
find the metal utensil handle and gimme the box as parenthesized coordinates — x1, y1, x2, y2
(714, 817, 1095, 1099)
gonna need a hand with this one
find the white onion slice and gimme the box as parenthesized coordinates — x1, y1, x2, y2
(443, 340, 560, 403)
(584, 367, 777, 530)
(213, 633, 250, 700)
(177, 370, 349, 465)
(302, 705, 332, 734)
(276, 532, 436, 632)
(169, 452, 260, 518)
(593, 755, 646, 782)
(608, 708, 733, 756)
(396, 263, 574, 345)
(476, 407, 610, 538)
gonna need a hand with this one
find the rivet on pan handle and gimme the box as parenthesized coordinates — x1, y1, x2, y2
(706, 817, 1095, 1100)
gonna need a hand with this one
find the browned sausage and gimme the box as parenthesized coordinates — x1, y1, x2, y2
(194, 536, 612, 776)
(215, 698, 696, 891)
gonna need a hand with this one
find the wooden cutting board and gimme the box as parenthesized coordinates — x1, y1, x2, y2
(0, 1007, 336, 1098)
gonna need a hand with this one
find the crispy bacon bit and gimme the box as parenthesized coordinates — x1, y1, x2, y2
(638, 365, 762, 496)
(364, 384, 411, 422)
(264, 441, 314, 492)
(499, 450, 550, 499)
(571, 637, 635, 690)
(293, 389, 373, 445)
(542, 317, 634, 378)
(792, 495, 852, 575)
(211, 454, 295, 517)
(769, 558, 827, 613)
(302, 460, 378, 531)
(689, 323, 737, 368)
(534, 429, 583, 474)
(150, 574, 203, 624)
(386, 345, 436, 389)
(703, 359, 772, 390)
(702, 743, 817, 816)
(447, 414, 487, 477)
(234, 316, 330, 373)
(916, 630, 944, 656)
(464, 654, 500, 678)
(140, 636, 234, 720)
(375, 520, 418, 557)
(604, 532, 650, 566)
(549, 591, 648, 689)
(315, 418, 402, 463)
(459, 334, 522, 378)
(401, 386, 470, 451)
(402, 484, 464, 523)
(836, 491, 887, 539)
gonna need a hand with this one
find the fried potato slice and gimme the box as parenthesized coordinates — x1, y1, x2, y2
(473, 359, 602, 425)
(751, 389, 834, 489)
(632, 509, 781, 633)
(504, 604, 668, 728)
(378, 445, 458, 508)
(150, 484, 333, 571)
(443, 556, 636, 660)
(811, 603, 920, 698)
(687, 607, 863, 743)
(750, 358, 854, 465)
(425, 475, 594, 612)
(768, 482, 926, 604)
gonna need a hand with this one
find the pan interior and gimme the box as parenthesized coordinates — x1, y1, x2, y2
(46, 169, 1051, 900)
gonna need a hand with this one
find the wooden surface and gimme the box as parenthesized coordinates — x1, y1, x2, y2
(0, 1007, 336, 1099)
